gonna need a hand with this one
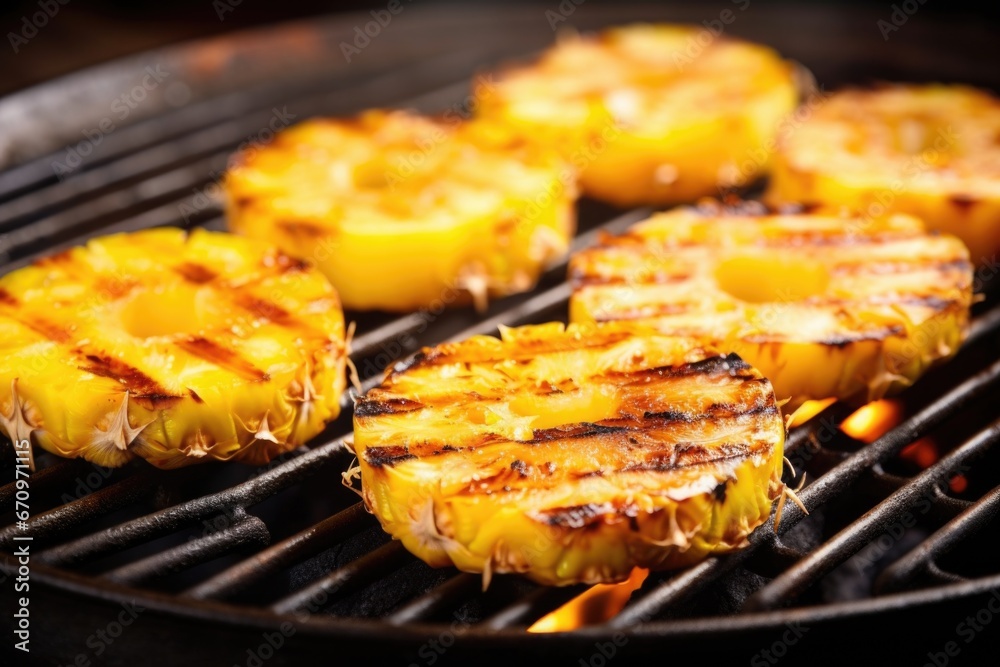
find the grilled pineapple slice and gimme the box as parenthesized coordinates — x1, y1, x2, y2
(767, 84, 1000, 265)
(477, 24, 798, 206)
(226, 110, 576, 312)
(570, 202, 973, 410)
(0, 228, 346, 469)
(352, 322, 785, 586)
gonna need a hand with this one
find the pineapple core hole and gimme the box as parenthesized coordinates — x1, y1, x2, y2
(714, 255, 830, 304)
(121, 286, 205, 338)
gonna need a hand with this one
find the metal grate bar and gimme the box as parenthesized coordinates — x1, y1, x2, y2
(0, 472, 155, 547)
(36, 437, 348, 567)
(743, 418, 1000, 611)
(0, 48, 499, 227)
(876, 484, 1000, 595)
(610, 352, 1000, 625)
(481, 585, 587, 630)
(183, 503, 371, 600)
(386, 574, 481, 625)
(105, 514, 270, 586)
(270, 540, 411, 615)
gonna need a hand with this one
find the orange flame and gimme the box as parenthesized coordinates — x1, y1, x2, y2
(840, 399, 903, 443)
(786, 398, 836, 429)
(527, 567, 649, 633)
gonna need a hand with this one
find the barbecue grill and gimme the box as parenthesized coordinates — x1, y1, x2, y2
(2, 4, 1000, 665)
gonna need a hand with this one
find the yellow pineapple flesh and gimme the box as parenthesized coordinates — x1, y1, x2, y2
(0, 228, 346, 469)
(225, 110, 576, 312)
(767, 84, 1000, 266)
(570, 202, 973, 410)
(352, 322, 785, 586)
(478, 23, 799, 206)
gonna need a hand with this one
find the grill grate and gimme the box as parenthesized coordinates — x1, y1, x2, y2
(2, 5, 1000, 664)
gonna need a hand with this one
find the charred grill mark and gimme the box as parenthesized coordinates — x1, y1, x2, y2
(234, 293, 297, 327)
(535, 501, 638, 529)
(278, 220, 329, 239)
(949, 194, 978, 212)
(175, 337, 270, 382)
(397, 331, 636, 372)
(355, 396, 425, 418)
(590, 302, 694, 322)
(531, 422, 631, 442)
(363, 445, 416, 468)
(21, 317, 72, 343)
(174, 262, 217, 284)
(624, 442, 758, 473)
(188, 388, 204, 404)
(79, 353, 182, 408)
(608, 353, 753, 382)
(570, 272, 692, 288)
(0, 288, 17, 306)
(832, 257, 971, 276)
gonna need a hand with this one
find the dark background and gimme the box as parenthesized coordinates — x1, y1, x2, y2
(1, 0, 997, 96)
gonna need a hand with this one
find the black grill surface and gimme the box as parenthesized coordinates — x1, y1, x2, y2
(2, 4, 1000, 665)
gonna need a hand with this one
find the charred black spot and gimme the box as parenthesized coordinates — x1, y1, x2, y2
(363, 445, 416, 468)
(642, 409, 692, 422)
(949, 194, 978, 212)
(510, 459, 530, 477)
(713, 480, 729, 503)
(188, 388, 204, 404)
(539, 503, 608, 528)
(355, 396, 424, 417)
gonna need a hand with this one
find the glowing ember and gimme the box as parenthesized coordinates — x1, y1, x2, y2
(840, 399, 903, 443)
(900, 438, 939, 469)
(950, 474, 968, 494)
(786, 398, 836, 429)
(527, 568, 649, 633)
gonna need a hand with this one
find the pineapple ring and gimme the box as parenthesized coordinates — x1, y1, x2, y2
(477, 24, 799, 206)
(225, 110, 576, 312)
(767, 84, 1000, 266)
(352, 322, 785, 586)
(569, 202, 973, 410)
(0, 228, 346, 470)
